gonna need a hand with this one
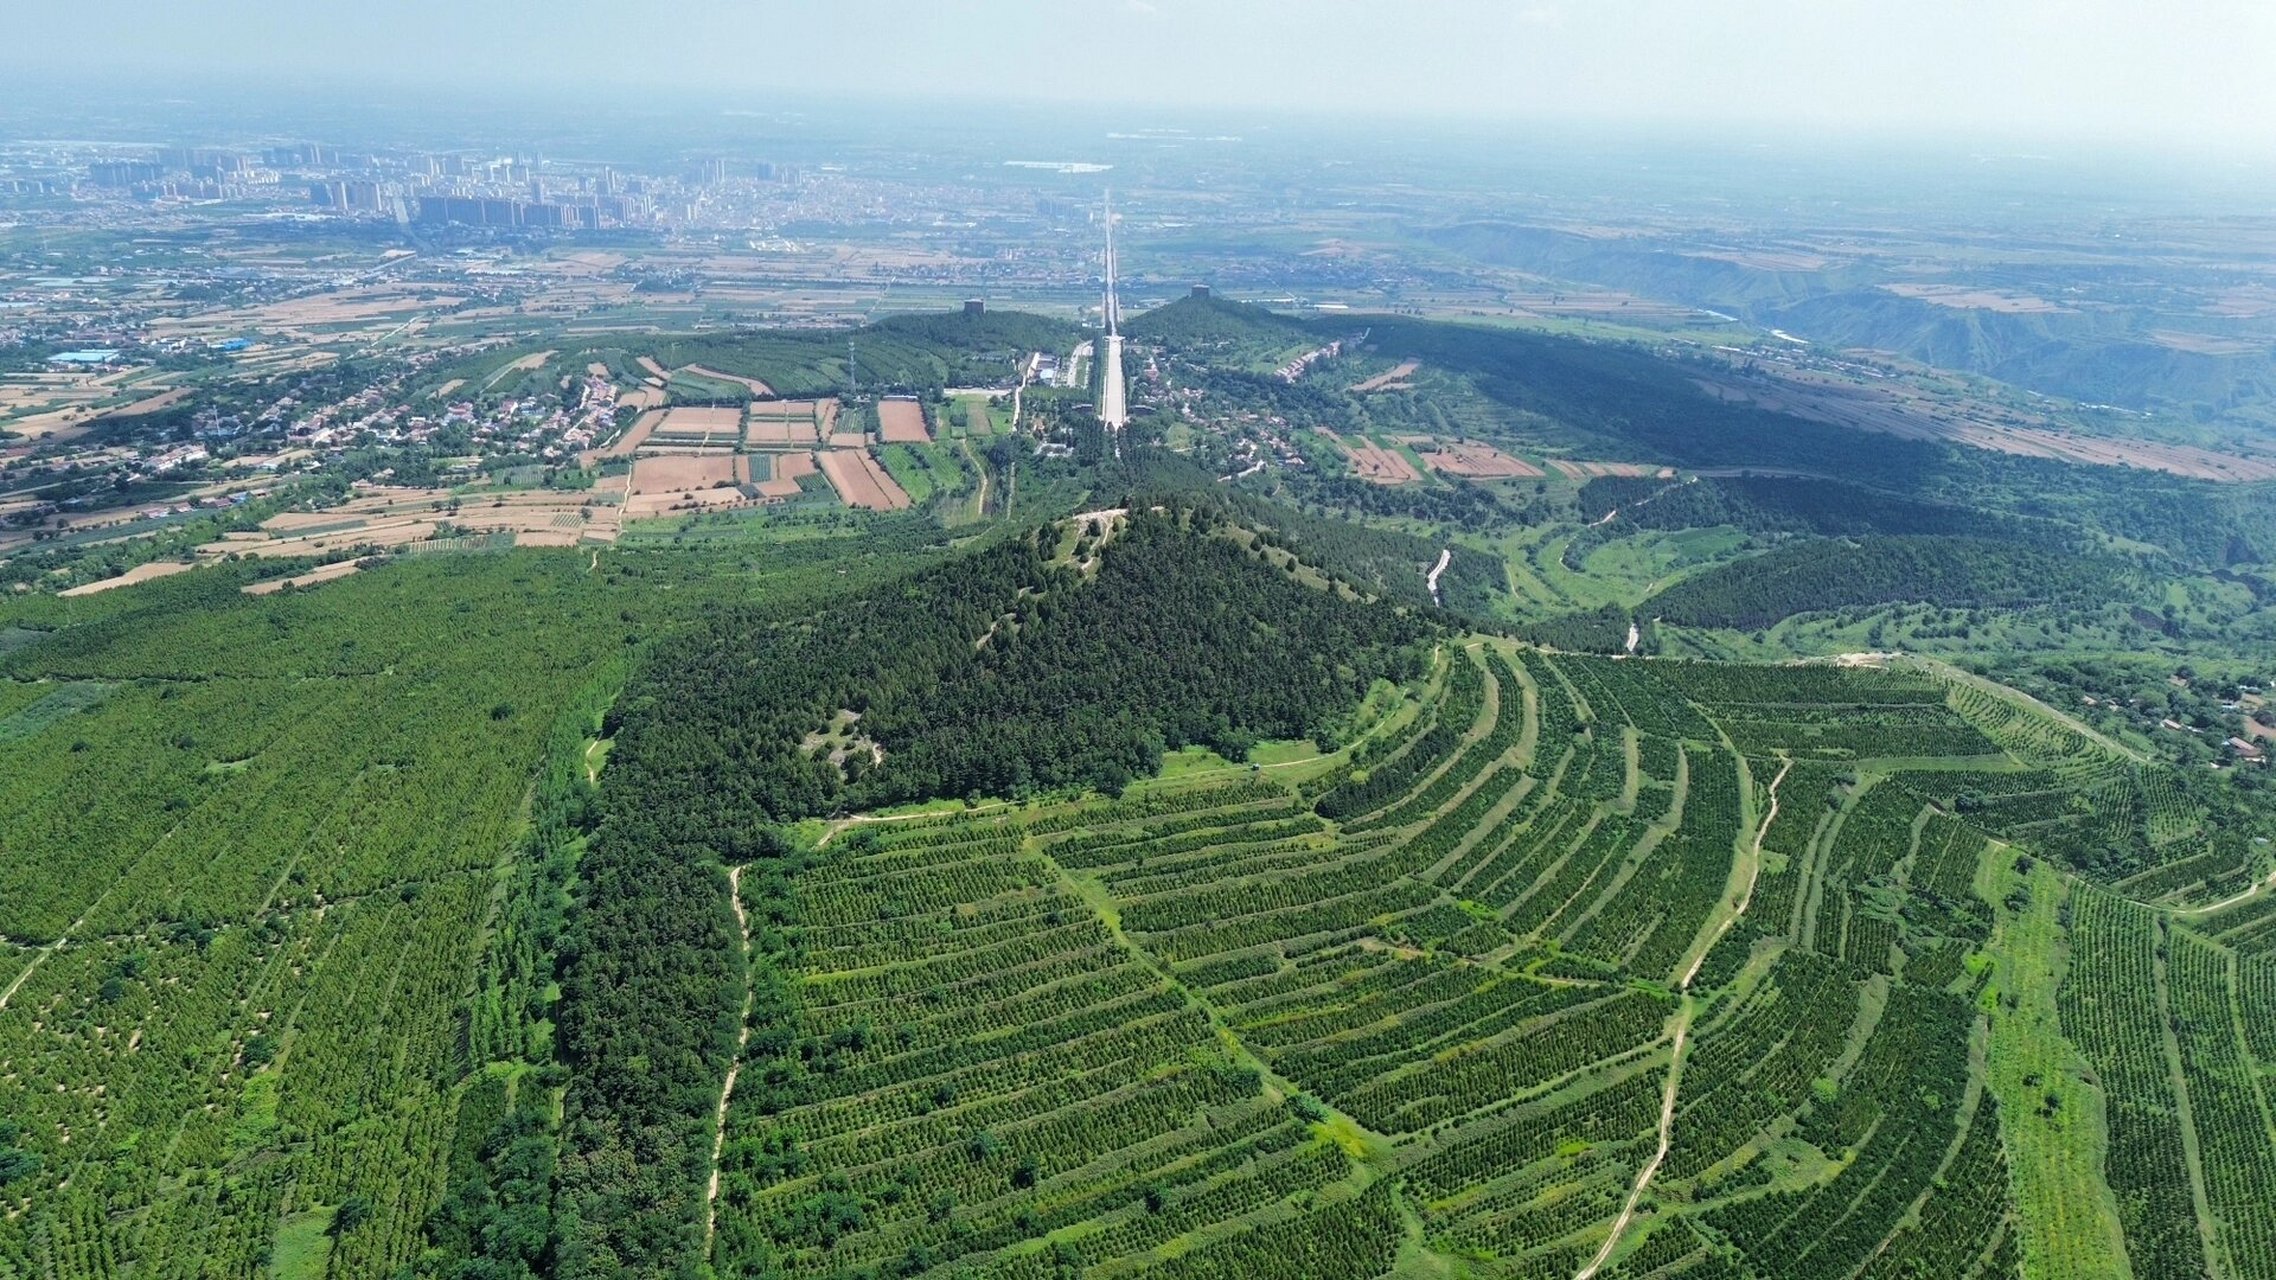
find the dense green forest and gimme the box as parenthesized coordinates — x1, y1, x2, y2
(1642, 535, 2133, 630)
(601, 505, 1429, 831)
(1574, 474, 2042, 542)
(645, 311, 1084, 397)
(1130, 295, 2276, 571)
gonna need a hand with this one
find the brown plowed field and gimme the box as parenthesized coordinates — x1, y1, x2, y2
(200, 482, 632, 556)
(244, 559, 365, 595)
(750, 400, 821, 419)
(1349, 360, 1421, 393)
(1547, 460, 1673, 479)
(1418, 440, 1543, 478)
(1323, 430, 1420, 484)
(877, 399, 931, 442)
(755, 450, 815, 499)
(750, 398, 827, 443)
(654, 406, 743, 432)
(649, 406, 744, 446)
(746, 402, 822, 445)
(599, 409, 665, 460)
(60, 560, 199, 596)
(103, 388, 192, 418)
(818, 449, 910, 510)
(630, 453, 739, 495)
(746, 422, 814, 445)
(624, 454, 750, 518)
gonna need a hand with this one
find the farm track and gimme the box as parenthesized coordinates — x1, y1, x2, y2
(666, 645, 2246, 1277)
(961, 438, 990, 520)
(705, 863, 755, 1253)
(2172, 868, 2276, 917)
(1575, 756, 1789, 1280)
(1895, 654, 2150, 767)
(1589, 475, 1696, 528)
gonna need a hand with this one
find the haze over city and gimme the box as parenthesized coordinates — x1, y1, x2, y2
(4, 0, 2272, 150)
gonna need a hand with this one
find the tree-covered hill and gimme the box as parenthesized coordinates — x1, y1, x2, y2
(602, 507, 1431, 838)
(550, 512, 1431, 1272)
(1641, 535, 2133, 630)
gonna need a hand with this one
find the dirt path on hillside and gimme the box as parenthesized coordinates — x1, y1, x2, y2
(704, 864, 755, 1253)
(1576, 756, 1791, 1280)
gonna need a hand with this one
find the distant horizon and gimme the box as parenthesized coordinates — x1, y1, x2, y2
(4, 70, 2271, 183)
(6, 0, 2273, 156)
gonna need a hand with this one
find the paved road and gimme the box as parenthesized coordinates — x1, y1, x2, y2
(1099, 333, 1128, 429)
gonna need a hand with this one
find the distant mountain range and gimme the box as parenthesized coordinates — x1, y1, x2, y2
(1429, 220, 2276, 433)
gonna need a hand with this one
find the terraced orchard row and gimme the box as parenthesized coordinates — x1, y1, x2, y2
(681, 645, 2276, 1280)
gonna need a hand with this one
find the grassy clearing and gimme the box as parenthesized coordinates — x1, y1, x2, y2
(1978, 852, 2135, 1280)
(269, 1208, 336, 1280)
(0, 680, 113, 744)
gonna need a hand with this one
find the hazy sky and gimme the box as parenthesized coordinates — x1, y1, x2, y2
(9, 0, 2272, 148)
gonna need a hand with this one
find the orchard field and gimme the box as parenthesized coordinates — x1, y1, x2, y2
(0, 516, 2271, 1280)
(669, 628, 2276, 1279)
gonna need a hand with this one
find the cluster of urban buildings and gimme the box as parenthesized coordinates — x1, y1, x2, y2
(0, 140, 725, 231)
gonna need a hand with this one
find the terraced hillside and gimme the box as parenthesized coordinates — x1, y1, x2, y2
(3, 528, 2271, 1280)
(682, 644, 2276, 1280)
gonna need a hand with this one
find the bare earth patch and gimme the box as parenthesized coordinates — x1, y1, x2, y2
(1349, 360, 1421, 393)
(1321, 429, 1421, 484)
(877, 399, 931, 443)
(818, 449, 910, 510)
(1413, 439, 1543, 478)
(60, 560, 198, 596)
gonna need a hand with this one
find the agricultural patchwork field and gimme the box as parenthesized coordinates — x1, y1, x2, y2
(1323, 429, 1422, 484)
(748, 400, 832, 446)
(628, 453, 751, 517)
(1548, 460, 1677, 480)
(650, 405, 746, 446)
(1409, 438, 1545, 479)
